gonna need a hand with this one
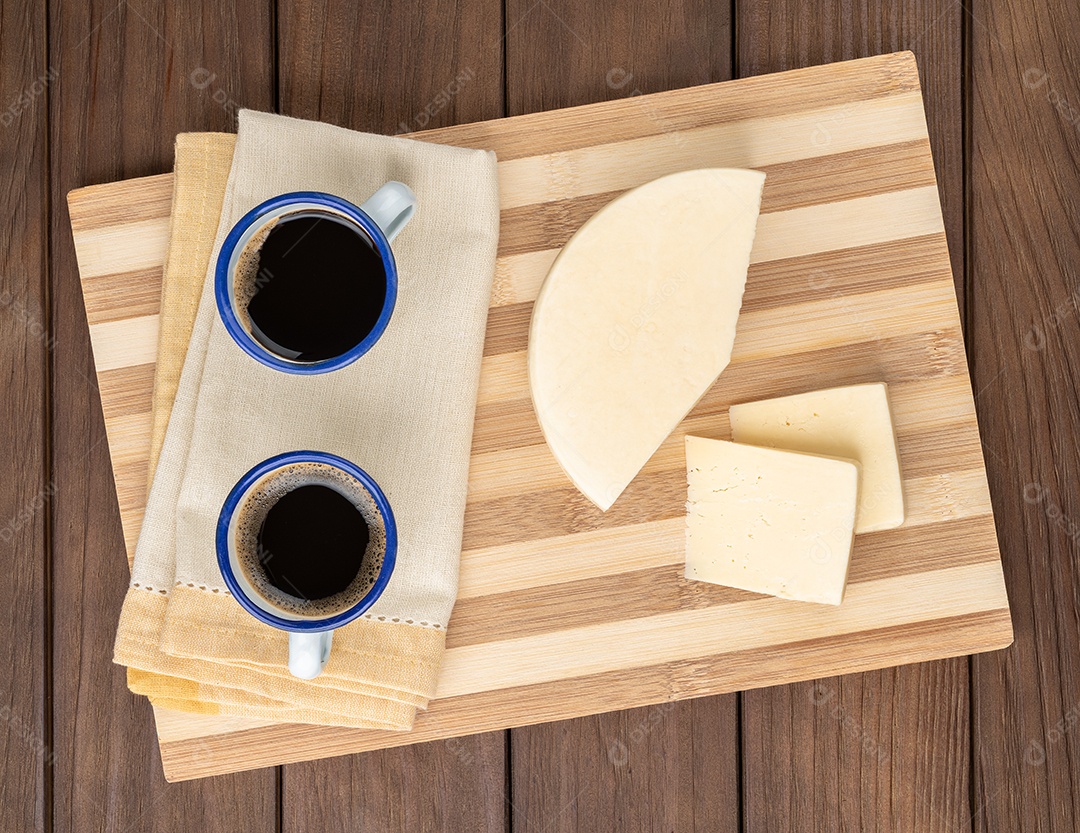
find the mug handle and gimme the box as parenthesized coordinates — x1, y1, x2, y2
(360, 181, 416, 243)
(288, 630, 333, 679)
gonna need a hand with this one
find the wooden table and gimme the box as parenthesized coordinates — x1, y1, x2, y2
(1, 0, 1077, 830)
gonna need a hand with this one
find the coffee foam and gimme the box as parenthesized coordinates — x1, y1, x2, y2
(235, 461, 387, 618)
(233, 218, 278, 333)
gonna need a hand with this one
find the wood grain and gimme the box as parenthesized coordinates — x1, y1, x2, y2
(501, 1, 738, 821)
(510, 698, 738, 833)
(48, 0, 278, 829)
(742, 663, 970, 830)
(277, 1, 509, 829)
(968, 0, 1080, 829)
(737, 0, 965, 306)
(283, 733, 507, 832)
(504, 0, 730, 117)
(278, 0, 503, 134)
(736, 6, 973, 831)
(66, 53, 1012, 783)
(0, 1, 49, 831)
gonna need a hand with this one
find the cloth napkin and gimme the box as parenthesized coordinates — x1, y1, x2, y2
(114, 110, 500, 728)
(147, 133, 237, 481)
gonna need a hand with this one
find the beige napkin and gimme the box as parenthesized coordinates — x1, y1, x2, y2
(114, 110, 500, 727)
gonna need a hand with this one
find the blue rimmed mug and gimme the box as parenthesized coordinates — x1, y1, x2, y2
(216, 450, 398, 679)
(215, 183, 416, 374)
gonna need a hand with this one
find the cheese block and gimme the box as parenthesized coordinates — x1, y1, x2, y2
(529, 169, 766, 511)
(684, 435, 859, 606)
(728, 382, 904, 533)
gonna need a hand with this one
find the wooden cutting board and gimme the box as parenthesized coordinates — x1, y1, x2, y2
(68, 51, 1012, 782)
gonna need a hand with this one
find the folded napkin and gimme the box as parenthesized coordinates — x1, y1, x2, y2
(114, 110, 500, 728)
(128, 132, 236, 713)
(148, 133, 237, 481)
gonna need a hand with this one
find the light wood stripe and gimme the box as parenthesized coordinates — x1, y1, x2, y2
(496, 92, 928, 209)
(72, 217, 170, 278)
(103, 411, 155, 466)
(88, 317, 159, 372)
(436, 561, 1006, 698)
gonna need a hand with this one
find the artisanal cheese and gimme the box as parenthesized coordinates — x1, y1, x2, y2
(529, 169, 766, 511)
(728, 383, 904, 533)
(684, 435, 859, 605)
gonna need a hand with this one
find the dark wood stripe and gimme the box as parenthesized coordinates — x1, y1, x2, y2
(482, 300, 532, 359)
(740, 234, 952, 315)
(755, 139, 935, 212)
(81, 267, 163, 324)
(412, 53, 922, 161)
(495, 139, 936, 258)
(67, 176, 174, 232)
(97, 364, 155, 422)
(448, 514, 998, 647)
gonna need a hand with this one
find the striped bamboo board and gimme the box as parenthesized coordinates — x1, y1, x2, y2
(68, 52, 1012, 781)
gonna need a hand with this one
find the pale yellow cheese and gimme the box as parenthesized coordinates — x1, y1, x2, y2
(684, 436, 859, 606)
(728, 382, 904, 533)
(529, 169, 766, 511)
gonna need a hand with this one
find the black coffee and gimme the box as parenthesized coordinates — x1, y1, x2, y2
(235, 462, 386, 617)
(238, 211, 387, 362)
(258, 485, 368, 602)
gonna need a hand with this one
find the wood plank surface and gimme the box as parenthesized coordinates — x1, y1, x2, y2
(4, 0, 1076, 827)
(0, 1, 49, 831)
(737, 0, 965, 307)
(736, 5, 973, 831)
(276, 1, 509, 830)
(968, 0, 1080, 829)
(47, 0, 278, 830)
(66, 52, 1011, 782)
(503, 1, 738, 829)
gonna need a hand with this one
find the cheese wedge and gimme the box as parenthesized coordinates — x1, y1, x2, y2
(529, 169, 766, 511)
(684, 435, 859, 606)
(728, 383, 905, 533)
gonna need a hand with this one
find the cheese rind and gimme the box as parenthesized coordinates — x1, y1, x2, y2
(529, 169, 766, 511)
(728, 382, 904, 533)
(684, 435, 859, 606)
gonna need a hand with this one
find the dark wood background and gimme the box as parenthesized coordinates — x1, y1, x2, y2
(1, 0, 1077, 829)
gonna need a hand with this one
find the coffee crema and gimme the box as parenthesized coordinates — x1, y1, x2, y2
(233, 209, 387, 363)
(234, 462, 386, 618)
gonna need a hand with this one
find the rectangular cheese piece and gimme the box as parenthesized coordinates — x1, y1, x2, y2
(684, 436, 859, 605)
(728, 383, 904, 534)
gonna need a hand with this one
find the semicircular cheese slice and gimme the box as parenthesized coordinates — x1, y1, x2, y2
(528, 168, 766, 511)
